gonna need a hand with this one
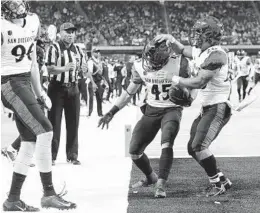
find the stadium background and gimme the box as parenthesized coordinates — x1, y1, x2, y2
(1, 1, 260, 213)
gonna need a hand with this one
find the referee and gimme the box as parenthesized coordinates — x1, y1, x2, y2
(46, 22, 87, 165)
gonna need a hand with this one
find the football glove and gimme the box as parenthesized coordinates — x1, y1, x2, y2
(37, 91, 52, 111)
(169, 86, 193, 107)
(98, 112, 114, 129)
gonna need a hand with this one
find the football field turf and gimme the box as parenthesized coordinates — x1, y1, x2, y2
(128, 157, 260, 213)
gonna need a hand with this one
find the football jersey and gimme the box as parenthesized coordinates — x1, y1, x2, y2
(132, 57, 182, 108)
(192, 46, 231, 106)
(235, 56, 251, 76)
(1, 13, 40, 76)
(254, 58, 260, 74)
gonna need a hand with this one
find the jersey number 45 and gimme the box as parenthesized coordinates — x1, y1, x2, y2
(151, 84, 171, 101)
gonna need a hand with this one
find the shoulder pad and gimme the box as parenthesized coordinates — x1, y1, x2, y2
(201, 50, 227, 71)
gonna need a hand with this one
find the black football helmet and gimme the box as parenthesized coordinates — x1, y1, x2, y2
(142, 39, 172, 72)
(190, 16, 223, 48)
(1, 0, 29, 20)
(236, 49, 245, 59)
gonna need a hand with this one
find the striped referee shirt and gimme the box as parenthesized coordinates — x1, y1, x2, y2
(46, 41, 84, 83)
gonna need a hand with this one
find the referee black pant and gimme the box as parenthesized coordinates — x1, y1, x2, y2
(88, 81, 104, 116)
(48, 81, 80, 161)
(78, 78, 88, 106)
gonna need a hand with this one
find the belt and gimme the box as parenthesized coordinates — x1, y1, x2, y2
(51, 81, 77, 87)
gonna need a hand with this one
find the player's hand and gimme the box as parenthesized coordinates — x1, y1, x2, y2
(98, 112, 114, 129)
(37, 91, 52, 111)
(65, 62, 77, 72)
(154, 34, 176, 47)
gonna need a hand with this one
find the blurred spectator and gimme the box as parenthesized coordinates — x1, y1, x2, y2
(30, 1, 260, 46)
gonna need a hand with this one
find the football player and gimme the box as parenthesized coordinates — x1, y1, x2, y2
(98, 38, 197, 198)
(1, 0, 76, 211)
(154, 16, 232, 196)
(248, 51, 260, 95)
(234, 50, 252, 102)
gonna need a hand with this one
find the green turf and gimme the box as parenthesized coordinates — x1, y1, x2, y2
(128, 157, 260, 213)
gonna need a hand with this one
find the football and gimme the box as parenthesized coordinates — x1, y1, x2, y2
(168, 86, 193, 107)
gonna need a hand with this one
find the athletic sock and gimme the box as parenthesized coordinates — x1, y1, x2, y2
(40, 172, 56, 197)
(8, 172, 26, 202)
(200, 155, 218, 178)
(159, 148, 173, 180)
(133, 153, 153, 177)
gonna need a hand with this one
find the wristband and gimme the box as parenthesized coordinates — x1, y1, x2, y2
(172, 76, 181, 85)
(109, 105, 120, 115)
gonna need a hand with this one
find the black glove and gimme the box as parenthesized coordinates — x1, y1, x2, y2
(168, 86, 193, 107)
(98, 105, 120, 129)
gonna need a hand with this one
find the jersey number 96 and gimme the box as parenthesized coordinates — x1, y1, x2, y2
(11, 43, 34, 62)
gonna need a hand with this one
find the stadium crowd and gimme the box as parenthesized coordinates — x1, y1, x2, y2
(31, 1, 260, 46)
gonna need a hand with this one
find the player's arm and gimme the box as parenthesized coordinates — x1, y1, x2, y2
(46, 45, 75, 75)
(154, 34, 193, 58)
(30, 41, 51, 109)
(87, 60, 98, 90)
(30, 42, 42, 98)
(173, 51, 227, 89)
(98, 64, 142, 129)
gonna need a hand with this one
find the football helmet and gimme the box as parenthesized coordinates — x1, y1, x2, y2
(142, 39, 171, 72)
(236, 49, 245, 59)
(190, 16, 223, 48)
(1, 0, 29, 19)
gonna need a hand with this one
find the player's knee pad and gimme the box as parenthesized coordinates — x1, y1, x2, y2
(130, 153, 143, 160)
(14, 142, 35, 175)
(35, 131, 53, 173)
(195, 148, 212, 161)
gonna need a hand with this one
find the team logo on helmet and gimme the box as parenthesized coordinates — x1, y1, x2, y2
(142, 39, 172, 72)
(190, 16, 223, 48)
(1, 0, 29, 20)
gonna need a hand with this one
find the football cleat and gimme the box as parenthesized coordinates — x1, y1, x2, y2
(41, 195, 76, 210)
(131, 176, 158, 189)
(1, 147, 17, 162)
(205, 183, 226, 197)
(3, 199, 40, 212)
(221, 178, 232, 190)
(154, 182, 166, 198)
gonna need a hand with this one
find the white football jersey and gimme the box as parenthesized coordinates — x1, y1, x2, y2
(192, 46, 231, 106)
(132, 57, 182, 108)
(1, 13, 40, 76)
(254, 58, 260, 74)
(235, 56, 251, 76)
